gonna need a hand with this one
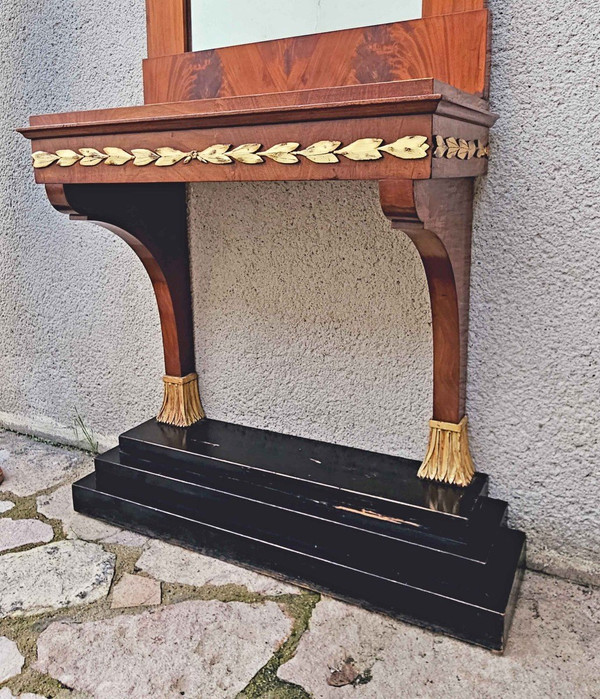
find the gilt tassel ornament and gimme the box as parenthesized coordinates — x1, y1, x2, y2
(156, 373, 205, 427)
(417, 416, 475, 487)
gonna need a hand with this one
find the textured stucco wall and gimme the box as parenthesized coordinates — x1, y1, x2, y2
(0, 0, 162, 446)
(0, 1, 598, 582)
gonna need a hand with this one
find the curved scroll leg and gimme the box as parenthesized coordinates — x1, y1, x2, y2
(46, 183, 204, 427)
(379, 178, 476, 486)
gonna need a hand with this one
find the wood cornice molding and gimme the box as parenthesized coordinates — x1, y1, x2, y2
(20, 81, 495, 142)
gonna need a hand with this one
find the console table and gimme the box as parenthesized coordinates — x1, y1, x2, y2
(20, 0, 525, 650)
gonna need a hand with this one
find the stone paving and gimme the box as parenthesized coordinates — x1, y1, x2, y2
(0, 427, 597, 699)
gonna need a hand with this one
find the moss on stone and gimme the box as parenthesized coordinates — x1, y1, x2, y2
(161, 580, 267, 606)
(238, 590, 319, 699)
(1, 494, 39, 522)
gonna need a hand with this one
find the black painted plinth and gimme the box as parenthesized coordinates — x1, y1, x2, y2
(72, 418, 525, 650)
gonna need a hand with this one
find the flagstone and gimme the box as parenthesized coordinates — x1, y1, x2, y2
(0, 518, 54, 553)
(0, 541, 115, 619)
(0, 431, 90, 497)
(277, 572, 600, 699)
(35, 600, 292, 699)
(0, 690, 47, 699)
(36, 484, 147, 547)
(110, 573, 161, 609)
(0, 689, 89, 699)
(136, 539, 299, 595)
(0, 636, 24, 683)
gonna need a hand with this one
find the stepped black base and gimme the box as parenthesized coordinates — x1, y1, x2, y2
(72, 418, 525, 651)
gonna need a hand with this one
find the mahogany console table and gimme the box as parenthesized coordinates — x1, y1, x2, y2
(20, 0, 525, 650)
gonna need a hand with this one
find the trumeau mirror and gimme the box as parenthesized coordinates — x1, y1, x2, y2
(189, 0, 422, 51)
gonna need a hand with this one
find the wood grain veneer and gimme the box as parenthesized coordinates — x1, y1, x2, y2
(422, 0, 486, 15)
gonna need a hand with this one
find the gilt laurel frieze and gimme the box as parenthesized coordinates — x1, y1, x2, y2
(31, 136, 431, 169)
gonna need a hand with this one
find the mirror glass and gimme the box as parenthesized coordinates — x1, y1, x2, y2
(190, 0, 422, 52)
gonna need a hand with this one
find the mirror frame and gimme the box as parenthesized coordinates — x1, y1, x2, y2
(146, 0, 190, 58)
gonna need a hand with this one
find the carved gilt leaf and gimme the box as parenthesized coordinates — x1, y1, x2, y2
(335, 138, 383, 161)
(103, 147, 133, 166)
(260, 143, 300, 164)
(55, 149, 82, 167)
(229, 143, 263, 164)
(295, 140, 341, 163)
(434, 136, 448, 159)
(457, 138, 472, 160)
(30, 135, 438, 170)
(32, 151, 60, 169)
(155, 147, 191, 167)
(79, 148, 107, 166)
(432, 136, 489, 160)
(198, 144, 232, 164)
(131, 148, 159, 166)
(475, 139, 488, 158)
(444, 137, 460, 159)
(379, 136, 429, 160)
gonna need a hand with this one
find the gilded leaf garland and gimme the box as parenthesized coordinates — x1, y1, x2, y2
(154, 147, 189, 167)
(260, 142, 301, 164)
(197, 144, 233, 164)
(433, 136, 490, 160)
(379, 136, 430, 159)
(31, 136, 430, 169)
(79, 148, 107, 166)
(103, 147, 133, 166)
(335, 138, 384, 161)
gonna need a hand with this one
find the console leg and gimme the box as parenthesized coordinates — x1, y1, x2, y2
(380, 178, 476, 486)
(46, 183, 204, 427)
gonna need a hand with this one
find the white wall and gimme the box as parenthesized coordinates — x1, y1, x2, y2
(0, 0, 598, 583)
